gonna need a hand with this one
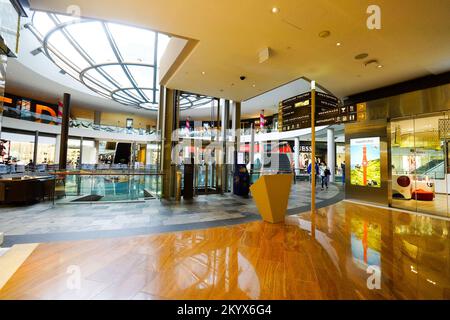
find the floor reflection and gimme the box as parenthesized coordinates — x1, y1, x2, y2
(0, 201, 449, 299)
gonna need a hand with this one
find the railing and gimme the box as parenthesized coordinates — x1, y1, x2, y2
(2, 105, 156, 137)
(70, 119, 156, 136)
(51, 171, 163, 203)
(0, 163, 159, 175)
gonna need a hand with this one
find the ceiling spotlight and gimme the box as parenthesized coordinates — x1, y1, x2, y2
(365, 59, 379, 67)
(271, 7, 279, 14)
(319, 30, 331, 38)
(252, 84, 256, 87)
(355, 53, 369, 60)
(377, 64, 383, 68)
(336, 42, 341, 46)
(201, 71, 206, 75)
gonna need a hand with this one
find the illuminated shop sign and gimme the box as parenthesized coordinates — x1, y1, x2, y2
(350, 137, 381, 187)
(0, 93, 60, 124)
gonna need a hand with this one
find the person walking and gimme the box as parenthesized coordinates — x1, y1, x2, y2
(341, 161, 346, 185)
(307, 160, 319, 185)
(320, 162, 331, 190)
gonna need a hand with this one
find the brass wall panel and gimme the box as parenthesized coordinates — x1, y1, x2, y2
(364, 84, 450, 121)
(345, 119, 390, 206)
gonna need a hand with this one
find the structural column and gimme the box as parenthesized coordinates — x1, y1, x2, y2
(327, 127, 335, 182)
(33, 131, 39, 166)
(230, 101, 241, 193)
(231, 101, 241, 155)
(294, 137, 300, 174)
(158, 87, 179, 200)
(79, 136, 83, 169)
(249, 124, 255, 170)
(54, 134, 61, 165)
(0, 54, 6, 139)
(221, 99, 230, 193)
(59, 93, 71, 170)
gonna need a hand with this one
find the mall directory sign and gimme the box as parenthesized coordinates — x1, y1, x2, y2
(350, 137, 381, 188)
(278, 91, 357, 131)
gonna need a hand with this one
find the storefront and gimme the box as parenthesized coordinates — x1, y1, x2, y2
(344, 83, 450, 218)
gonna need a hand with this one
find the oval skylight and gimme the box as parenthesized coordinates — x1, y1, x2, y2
(26, 11, 212, 111)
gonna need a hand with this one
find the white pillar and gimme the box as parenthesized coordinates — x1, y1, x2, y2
(55, 134, 61, 165)
(294, 137, 300, 174)
(327, 128, 335, 182)
(250, 124, 255, 167)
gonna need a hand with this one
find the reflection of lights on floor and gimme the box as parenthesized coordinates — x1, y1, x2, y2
(410, 265, 418, 274)
(426, 279, 436, 285)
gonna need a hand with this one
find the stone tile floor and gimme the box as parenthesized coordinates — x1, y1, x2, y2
(0, 182, 343, 245)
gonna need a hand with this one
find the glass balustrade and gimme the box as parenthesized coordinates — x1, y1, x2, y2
(1, 105, 156, 137)
(53, 172, 162, 202)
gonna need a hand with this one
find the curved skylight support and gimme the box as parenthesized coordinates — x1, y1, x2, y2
(25, 11, 212, 111)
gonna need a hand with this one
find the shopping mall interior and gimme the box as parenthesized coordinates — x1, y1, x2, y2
(0, 0, 449, 302)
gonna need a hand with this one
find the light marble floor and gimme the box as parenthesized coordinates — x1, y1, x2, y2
(0, 182, 343, 245)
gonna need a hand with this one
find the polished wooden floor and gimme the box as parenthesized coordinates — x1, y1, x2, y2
(0, 201, 449, 300)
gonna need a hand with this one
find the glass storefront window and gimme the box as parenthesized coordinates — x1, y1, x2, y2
(67, 138, 97, 166)
(67, 138, 81, 167)
(391, 114, 449, 218)
(37, 135, 56, 164)
(0, 131, 34, 164)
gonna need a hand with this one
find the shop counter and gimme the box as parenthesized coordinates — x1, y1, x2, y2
(0, 176, 55, 205)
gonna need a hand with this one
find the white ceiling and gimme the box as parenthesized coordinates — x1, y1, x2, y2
(239, 77, 329, 119)
(28, 0, 450, 100)
(7, 0, 450, 121)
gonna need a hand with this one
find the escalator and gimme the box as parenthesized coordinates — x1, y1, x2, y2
(413, 159, 445, 179)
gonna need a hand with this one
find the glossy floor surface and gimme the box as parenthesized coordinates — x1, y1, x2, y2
(0, 182, 342, 246)
(1, 201, 449, 300)
(392, 194, 450, 218)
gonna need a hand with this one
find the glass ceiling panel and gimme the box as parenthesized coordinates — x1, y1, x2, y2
(64, 22, 117, 64)
(32, 12, 56, 36)
(48, 51, 79, 77)
(83, 68, 115, 90)
(128, 65, 154, 89)
(99, 65, 133, 88)
(53, 14, 80, 24)
(83, 78, 111, 97)
(27, 10, 209, 111)
(47, 31, 90, 71)
(107, 22, 155, 63)
(140, 89, 154, 101)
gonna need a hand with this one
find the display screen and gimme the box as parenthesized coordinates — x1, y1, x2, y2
(350, 137, 381, 187)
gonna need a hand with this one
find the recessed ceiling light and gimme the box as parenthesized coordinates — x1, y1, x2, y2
(201, 71, 206, 75)
(336, 42, 341, 46)
(319, 30, 331, 38)
(252, 84, 256, 87)
(271, 7, 279, 14)
(355, 53, 369, 60)
(365, 59, 379, 67)
(377, 64, 383, 68)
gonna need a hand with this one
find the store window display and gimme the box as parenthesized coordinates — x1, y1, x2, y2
(391, 114, 449, 217)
